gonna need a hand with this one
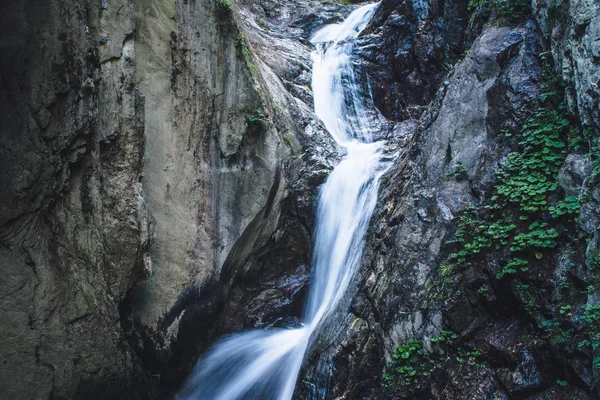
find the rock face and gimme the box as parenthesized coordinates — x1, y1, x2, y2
(300, 17, 546, 398)
(357, 0, 470, 120)
(0, 0, 151, 397)
(297, 1, 600, 399)
(534, 0, 600, 132)
(0, 0, 598, 399)
(0, 0, 336, 398)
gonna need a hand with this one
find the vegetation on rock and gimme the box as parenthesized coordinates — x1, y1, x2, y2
(383, 331, 482, 391)
(435, 52, 600, 393)
(442, 54, 571, 280)
(216, 0, 233, 16)
(468, 0, 532, 23)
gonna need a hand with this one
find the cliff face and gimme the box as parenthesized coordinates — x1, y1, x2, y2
(534, 0, 600, 133)
(0, 0, 598, 399)
(0, 0, 332, 398)
(300, 0, 600, 399)
(0, 1, 150, 397)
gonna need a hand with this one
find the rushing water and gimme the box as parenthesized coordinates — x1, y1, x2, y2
(178, 4, 390, 399)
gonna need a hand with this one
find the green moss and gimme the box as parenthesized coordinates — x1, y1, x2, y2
(283, 134, 294, 149)
(235, 33, 257, 77)
(258, 18, 268, 31)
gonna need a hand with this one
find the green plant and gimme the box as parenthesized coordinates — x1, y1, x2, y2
(235, 33, 257, 76)
(258, 18, 268, 30)
(510, 222, 559, 252)
(441, 55, 571, 283)
(445, 206, 479, 245)
(559, 304, 573, 316)
(468, 0, 485, 13)
(582, 305, 600, 326)
(432, 46, 600, 384)
(383, 331, 482, 390)
(477, 285, 489, 294)
(537, 318, 574, 347)
(246, 109, 267, 128)
(514, 281, 546, 314)
(586, 252, 600, 293)
(493, 111, 568, 213)
(447, 219, 516, 269)
(549, 196, 581, 218)
(496, 257, 529, 279)
(456, 347, 482, 366)
(447, 162, 468, 180)
(216, 0, 233, 15)
(385, 339, 429, 388)
(235, 34, 245, 48)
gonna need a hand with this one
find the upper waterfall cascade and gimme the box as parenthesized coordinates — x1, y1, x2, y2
(178, 3, 392, 399)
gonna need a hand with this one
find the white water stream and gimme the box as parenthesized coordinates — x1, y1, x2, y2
(179, 4, 390, 399)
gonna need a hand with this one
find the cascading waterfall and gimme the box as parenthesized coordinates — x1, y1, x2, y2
(178, 3, 391, 399)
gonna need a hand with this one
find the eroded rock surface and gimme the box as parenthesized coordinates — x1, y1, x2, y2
(534, 0, 600, 132)
(0, 0, 338, 398)
(298, 1, 600, 399)
(1, 0, 598, 399)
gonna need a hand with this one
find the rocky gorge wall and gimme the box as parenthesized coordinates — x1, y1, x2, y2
(299, 0, 600, 399)
(0, 0, 337, 398)
(1, 0, 151, 397)
(0, 0, 598, 399)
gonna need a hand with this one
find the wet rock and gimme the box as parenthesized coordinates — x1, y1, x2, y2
(477, 319, 526, 367)
(0, 0, 340, 397)
(356, 0, 470, 121)
(533, 0, 600, 132)
(495, 349, 542, 395)
(297, 8, 591, 398)
(525, 385, 591, 400)
(429, 366, 508, 400)
(558, 154, 593, 197)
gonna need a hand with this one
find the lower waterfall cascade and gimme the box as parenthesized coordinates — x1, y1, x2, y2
(178, 3, 393, 399)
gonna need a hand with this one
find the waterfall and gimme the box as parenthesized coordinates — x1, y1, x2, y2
(178, 3, 390, 399)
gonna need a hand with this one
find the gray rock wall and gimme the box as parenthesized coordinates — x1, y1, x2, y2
(298, 0, 600, 398)
(127, 0, 285, 341)
(534, 0, 600, 132)
(1, 0, 597, 398)
(0, 0, 311, 397)
(0, 0, 151, 397)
